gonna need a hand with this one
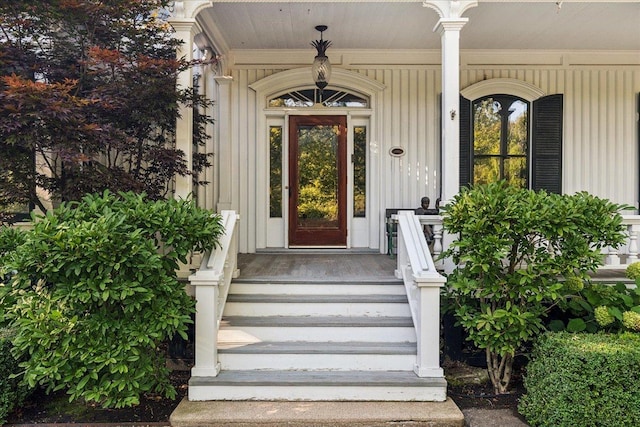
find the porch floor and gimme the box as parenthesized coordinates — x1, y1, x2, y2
(237, 252, 631, 284)
(237, 252, 398, 282)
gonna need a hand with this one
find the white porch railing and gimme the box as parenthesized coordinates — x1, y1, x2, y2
(188, 210, 240, 377)
(394, 211, 446, 378)
(406, 214, 640, 272)
(601, 214, 640, 269)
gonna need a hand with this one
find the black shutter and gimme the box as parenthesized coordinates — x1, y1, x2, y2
(532, 94, 563, 194)
(459, 95, 472, 189)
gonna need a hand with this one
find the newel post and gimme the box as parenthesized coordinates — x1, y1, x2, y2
(414, 273, 446, 377)
(189, 266, 223, 377)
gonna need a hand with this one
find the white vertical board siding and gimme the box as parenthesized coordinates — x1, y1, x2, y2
(461, 67, 640, 209)
(229, 68, 283, 252)
(370, 67, 442, 212)
(225, 62, 639, 252)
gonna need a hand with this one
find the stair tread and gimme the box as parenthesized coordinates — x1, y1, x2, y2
(190, 370, 446, 387)
(219, 341, 416, 354)
(232, 278, 403, 284)
(226, 294, 408, 303)
(221, 316, 414, 327)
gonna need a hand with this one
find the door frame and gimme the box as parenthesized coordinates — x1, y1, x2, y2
(288, 115, 348, 247)
(251, 68, 385, 252)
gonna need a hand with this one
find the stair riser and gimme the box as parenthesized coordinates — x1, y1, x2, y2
(230, 283, 405, 296)
(188, 385, 447, 402)
(224, 302, 411, 317)
(220, 326, 417, 342)
(219, 353, 416, 371)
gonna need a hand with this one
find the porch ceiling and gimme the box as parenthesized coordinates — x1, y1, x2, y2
(196, 1, 640, 53)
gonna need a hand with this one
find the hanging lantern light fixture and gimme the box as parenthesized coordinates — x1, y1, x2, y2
(311, 25, 332, 95)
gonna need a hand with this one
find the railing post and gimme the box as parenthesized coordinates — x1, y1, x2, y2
(627, 224, 639, 265)
(414, 274, 446, 378)
(189, 267, 222, 377)
(188, 210, 239, 380)
(395, 211, 447, 379)
(606, 245, 621, 267)
(432, 223, 444, 269)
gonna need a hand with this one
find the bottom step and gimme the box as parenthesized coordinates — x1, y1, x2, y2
(189, 370, 447, 402)
(170, 398, 464, 427)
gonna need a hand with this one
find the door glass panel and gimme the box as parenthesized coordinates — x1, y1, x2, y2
(269, 126, 282, 217)
(296, 124, 339, 228)
(353, 126, 366, 217)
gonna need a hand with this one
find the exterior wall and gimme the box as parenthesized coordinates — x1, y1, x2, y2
(216, 50, 640, 252)
(460, 51, 640, 208)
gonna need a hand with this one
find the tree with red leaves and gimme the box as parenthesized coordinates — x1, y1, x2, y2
(0, 0, 212, 218)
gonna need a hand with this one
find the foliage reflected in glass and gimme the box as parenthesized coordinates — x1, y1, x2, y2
(269, 126, 282, 217)
(353, 126, 367, 217)
(297, 125, 339, 227)
(472, 96, 529, 188)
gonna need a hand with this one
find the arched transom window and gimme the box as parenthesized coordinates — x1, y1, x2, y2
(268, 88, 369, 108)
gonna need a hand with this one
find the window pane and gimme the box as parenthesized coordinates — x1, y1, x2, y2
(473, 157, 500, 185)
(269, 89, 369, 108)
(504, 157, 528, 188)
(353, 126, 366, 217)
(473, 98, 501, 155)
(508, 100, 528, 155)
(269, 126, 282, 218)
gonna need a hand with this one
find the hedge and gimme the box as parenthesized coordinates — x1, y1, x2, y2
(519, 332, 640, 427)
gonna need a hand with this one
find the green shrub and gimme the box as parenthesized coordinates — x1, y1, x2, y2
(519, 332, 640, 427)
(0, 226, 26, 258)
(0, 226, 27, 328)
(550, 282, 640, 333)
(0, 329, 29, 424)
(626, 262, 640, 280)
(0, 191, 223, 408)
(441, 181, 627, 393)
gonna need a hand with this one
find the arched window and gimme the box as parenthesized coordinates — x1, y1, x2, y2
(268, 88, 369, 108)
(472, 95, 529, 188)
(460, 81, 563, 194)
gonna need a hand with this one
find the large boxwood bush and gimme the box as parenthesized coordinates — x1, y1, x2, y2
(0, 191, 223, 408)
(519, 332, 640, 427)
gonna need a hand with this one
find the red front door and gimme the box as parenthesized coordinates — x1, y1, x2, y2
(288, 115, 347, 246)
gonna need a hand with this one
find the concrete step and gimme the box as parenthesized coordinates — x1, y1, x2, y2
(170, 399, 465, 427)
(187, 370, 448, 401)
(224, 294, 411, 316)
(230, 279, 405, 296)
(218, 341, 417, 371)
(220, 315, 416, 342)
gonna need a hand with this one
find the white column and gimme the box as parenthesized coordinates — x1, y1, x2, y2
(437, 19, 467, 204)
(423, 1, 476, 204)
(169, 19, 199, 200)
(214, 76, 234, 212)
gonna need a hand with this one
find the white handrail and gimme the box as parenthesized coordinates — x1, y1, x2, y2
(394, 211, 446, 378)
(189, 210, 240, 378)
